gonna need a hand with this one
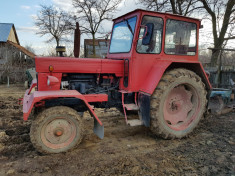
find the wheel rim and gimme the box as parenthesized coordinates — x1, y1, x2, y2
(41, 117, 77, 150)
(163, 84, 200, 131)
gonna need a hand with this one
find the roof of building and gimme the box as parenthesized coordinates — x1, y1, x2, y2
(0, 23, 20, 44)
(7, 41, 35, 58)
(0, 23, 34, 58)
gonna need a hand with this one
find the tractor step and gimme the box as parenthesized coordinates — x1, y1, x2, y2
(124, 104, 139, 111)
(127, 119, 143, 126)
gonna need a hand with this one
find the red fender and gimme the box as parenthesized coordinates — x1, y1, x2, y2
(23, 89, 107, 126)
(140, 61, 171, 94)
(140, 61, 211, 95)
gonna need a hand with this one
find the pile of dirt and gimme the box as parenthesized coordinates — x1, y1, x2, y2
(0, 84, 234, 176)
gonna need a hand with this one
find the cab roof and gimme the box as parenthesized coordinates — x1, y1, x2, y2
(113, 9, 201, 22)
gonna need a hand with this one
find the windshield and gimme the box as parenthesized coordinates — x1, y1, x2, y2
(109, 16, 137, 53)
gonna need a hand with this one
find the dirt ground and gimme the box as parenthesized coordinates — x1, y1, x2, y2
(0, 84, 234, 176)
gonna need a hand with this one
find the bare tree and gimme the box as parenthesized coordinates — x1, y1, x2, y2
(138, 0, 202, 16)
(35, 5, 75, 47)
(24, 45, 35, 54)
(72, 0, 122, 57)
(199, 0, 235, 67)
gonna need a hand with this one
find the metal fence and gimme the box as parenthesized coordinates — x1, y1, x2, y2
(208, 69, 235, 88)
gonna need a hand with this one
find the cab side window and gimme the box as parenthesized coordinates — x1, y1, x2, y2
(165, 20, 197, 55)
(137, 16, 163, 54)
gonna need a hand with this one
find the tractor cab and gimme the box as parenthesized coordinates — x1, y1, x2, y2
(108, 9, 200, 57)
(107, 9, 202, 93)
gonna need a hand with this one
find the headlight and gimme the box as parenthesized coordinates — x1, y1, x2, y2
(47, 78, 50, 86)
(47, 76, 59, 86)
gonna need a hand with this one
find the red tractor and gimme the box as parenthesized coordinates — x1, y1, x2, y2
(23, 9, 211, 154)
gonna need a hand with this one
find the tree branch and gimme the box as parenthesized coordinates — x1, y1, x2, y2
(224, 36, 235, 40)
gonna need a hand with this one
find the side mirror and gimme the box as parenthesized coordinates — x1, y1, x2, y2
(142, 23, 154, 45)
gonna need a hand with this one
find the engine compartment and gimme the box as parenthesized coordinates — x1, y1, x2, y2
(61, 73, 119, 94)
(59, 73, 125, 109)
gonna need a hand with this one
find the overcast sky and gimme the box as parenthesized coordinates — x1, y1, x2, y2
(0, 0, 234, 55)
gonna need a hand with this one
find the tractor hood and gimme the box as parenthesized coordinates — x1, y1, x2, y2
(35, 57, 124, 77)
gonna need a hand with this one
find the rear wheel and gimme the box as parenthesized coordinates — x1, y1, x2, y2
(150, 68, 207, 139)
(30, 106, 83, 154)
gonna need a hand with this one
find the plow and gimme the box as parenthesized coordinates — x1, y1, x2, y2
(208, 88, 235, 114)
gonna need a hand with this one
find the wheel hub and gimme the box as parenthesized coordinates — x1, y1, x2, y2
(41, 117, 77, 149)
(54, 128, 64, 136)
(163, 85, 198, 130)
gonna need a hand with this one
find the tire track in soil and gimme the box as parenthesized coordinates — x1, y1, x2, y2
(0, 85, 234, 176)
(0, 95, 34, 159)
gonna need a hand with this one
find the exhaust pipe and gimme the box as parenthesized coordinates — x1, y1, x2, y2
(74, 22, 81, 58)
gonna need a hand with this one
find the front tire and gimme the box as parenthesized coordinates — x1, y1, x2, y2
(30, 106, 83, 154)
(150, 68, 207, 139)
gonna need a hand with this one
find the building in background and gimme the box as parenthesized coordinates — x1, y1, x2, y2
(84, 39, 110, 58)
(0, 23, 35, 83)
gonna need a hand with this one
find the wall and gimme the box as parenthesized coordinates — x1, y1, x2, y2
(7, 28, 18, 44)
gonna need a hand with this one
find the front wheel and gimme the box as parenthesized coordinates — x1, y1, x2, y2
(150, 68, 207, 139)
(30, 106, 83, 154)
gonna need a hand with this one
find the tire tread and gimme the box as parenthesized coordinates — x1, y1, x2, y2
(150, 68, 207, 139)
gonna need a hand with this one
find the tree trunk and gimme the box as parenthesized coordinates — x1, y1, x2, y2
(92, 33, 96, 58)
(210, 49, 220, 67)
(56, 38, 60, 56)
(206, 0, 235, 67)
(215, 50, 222, 87)
(56, 38, 60, 47)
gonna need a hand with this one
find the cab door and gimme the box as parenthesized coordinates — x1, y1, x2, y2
(131, 15, 164, 91)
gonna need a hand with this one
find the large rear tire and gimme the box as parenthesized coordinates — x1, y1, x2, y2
(30, 106, 83, 154)
(150, 68, 207, 139)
